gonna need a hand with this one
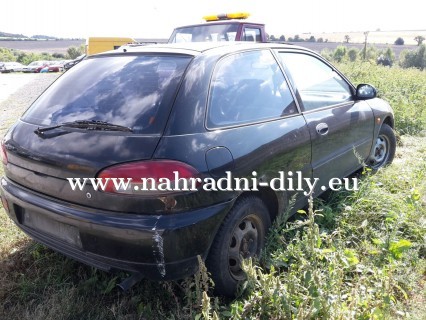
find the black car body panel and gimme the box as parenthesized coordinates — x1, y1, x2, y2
(0, 43, 394, 281)
(1, 176, 233, 279)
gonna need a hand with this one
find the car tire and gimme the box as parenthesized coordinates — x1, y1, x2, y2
(206, 196, 271, 297)
(369, 123, 396, 169)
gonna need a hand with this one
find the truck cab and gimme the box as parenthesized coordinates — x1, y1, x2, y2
(86, 37, 135, 55)
(168, 13, 267, 43)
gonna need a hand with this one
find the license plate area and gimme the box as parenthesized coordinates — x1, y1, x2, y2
(22, 209, 82, 248)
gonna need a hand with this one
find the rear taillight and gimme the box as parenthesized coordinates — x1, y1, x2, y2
(97, 160, 201, 195)
(1, 140, 7, 165)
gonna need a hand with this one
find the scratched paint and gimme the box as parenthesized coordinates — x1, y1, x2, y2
(153, 231, 166, 277)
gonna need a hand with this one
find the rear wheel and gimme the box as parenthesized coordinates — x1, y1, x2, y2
(369, 124, 396, 169)
(206, 196, 271, 296)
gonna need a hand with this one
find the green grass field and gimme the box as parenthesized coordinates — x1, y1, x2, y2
(0, 63, 425, 319)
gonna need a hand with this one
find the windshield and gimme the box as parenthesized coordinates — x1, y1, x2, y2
(22, 54, 192, 134)
(170, 24, 238, 42)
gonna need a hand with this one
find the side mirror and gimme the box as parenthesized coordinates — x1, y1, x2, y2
(356, 84, 377, 100)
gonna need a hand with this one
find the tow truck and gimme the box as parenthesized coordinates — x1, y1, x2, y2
(168, 13, 268, 43)
(119, 13, 268, 52)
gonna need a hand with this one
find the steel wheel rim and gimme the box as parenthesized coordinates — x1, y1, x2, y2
(371, 134, 390, 168)
(228, 214, 263, 280)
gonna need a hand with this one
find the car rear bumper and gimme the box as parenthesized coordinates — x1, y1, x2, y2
(0, 176, 233, 280)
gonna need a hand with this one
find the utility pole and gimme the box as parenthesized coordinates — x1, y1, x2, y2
(363, 31, 369, 60)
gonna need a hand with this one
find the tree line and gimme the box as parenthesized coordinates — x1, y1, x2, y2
(270, 34, 425, 46)
(0, 45, 84, 64)
(320, 44, 425, 70)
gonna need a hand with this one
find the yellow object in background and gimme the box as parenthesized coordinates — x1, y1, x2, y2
(203, 12, 250, 22)
(86, 37, 135, 55)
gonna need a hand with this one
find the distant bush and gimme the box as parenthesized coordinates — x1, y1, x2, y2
(307, 35, 316, 42)
(317, 37, 324, 43)
(414, 35, 425, 46)
(347, 48, 359, 62)
(67, 46, 83, 59)
(0, 47, 16, 62)
(293, 34, 303, 42)
(0, 47, 59, 65)
(377, 47, 395, 66)
(52, 53, 65, 59)
(365, 46, 379, 61)
(399, 44, 426, 70)
(333, 46, 347, 62)
(394, 37, 404, 45)
(324, 45, 391, 65)
(320, 48, 333, 61)
(377, 55, 392, 66)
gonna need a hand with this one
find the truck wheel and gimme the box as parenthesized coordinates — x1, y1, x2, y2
(369, 124, 396, 169)
(206, 196, 271, 297)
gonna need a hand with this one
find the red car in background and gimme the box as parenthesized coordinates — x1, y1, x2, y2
(40, 61, 64, 73)
(24, 61, 64, 73)
(22, 61, 49, 73)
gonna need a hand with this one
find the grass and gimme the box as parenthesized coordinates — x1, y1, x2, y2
(1, 63, 425, 319)
(336, 62, 426, 135)
(226, 135, 426, 319)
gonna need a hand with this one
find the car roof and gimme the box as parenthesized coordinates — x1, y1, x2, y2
(98, 42, 313, 57)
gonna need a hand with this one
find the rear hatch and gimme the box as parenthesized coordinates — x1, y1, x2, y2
(3, 53, 192, 211)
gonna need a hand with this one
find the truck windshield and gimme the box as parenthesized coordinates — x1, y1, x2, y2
(169, 24, 238, 43)
(22, 54, 192, 134)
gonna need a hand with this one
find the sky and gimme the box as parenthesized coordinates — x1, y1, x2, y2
(1, 0, 425, 39)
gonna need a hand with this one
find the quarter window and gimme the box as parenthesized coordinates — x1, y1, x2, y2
(208, 50, 297, 128)
(242, 28, 261, 42)
(279, 53, 353, 111)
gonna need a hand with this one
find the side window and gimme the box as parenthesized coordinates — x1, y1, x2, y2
(279, 53, 353, 111)
(208, 50, 297, 128)
(243, 28, 261, 42)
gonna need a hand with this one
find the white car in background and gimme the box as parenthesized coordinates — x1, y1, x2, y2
(0, 62, 26, 73)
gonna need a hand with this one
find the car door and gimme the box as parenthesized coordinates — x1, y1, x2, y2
(277, 51, 375, 195)
(159, 49, 312, 212)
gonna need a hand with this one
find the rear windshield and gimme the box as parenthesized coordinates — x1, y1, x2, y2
(22, 54, 192, 134)
(170, 24, 238, 42)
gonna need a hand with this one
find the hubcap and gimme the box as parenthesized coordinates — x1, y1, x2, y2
(228, 215, 261, 280)
(370, 134, 389, 168)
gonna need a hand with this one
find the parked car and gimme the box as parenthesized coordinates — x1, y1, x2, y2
(63, 54, 86, 71)
(22, 61, 49, 73)
(59, 59, 72, 67)
(0, 62, 26, 73)
(47, 61, 64, 72)
(0, 43, 395, 296)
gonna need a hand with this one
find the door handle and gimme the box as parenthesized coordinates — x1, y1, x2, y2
(316, 123, 329, 135)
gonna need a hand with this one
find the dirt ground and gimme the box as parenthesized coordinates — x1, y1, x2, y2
(0, 73, 60, 135)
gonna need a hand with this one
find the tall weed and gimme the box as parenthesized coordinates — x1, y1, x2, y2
(337, 62, 426, 135)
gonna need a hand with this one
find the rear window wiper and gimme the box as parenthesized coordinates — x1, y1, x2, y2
(34, 120, 133, 135)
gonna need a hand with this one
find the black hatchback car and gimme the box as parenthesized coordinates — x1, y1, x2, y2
(0, 43, 395, 296)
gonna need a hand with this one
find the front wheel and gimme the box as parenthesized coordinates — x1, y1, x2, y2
(206, 196, 271, 296)
(369, 123, 396, 169)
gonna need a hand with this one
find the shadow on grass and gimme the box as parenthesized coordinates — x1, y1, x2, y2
(0, 238, 193, 320)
